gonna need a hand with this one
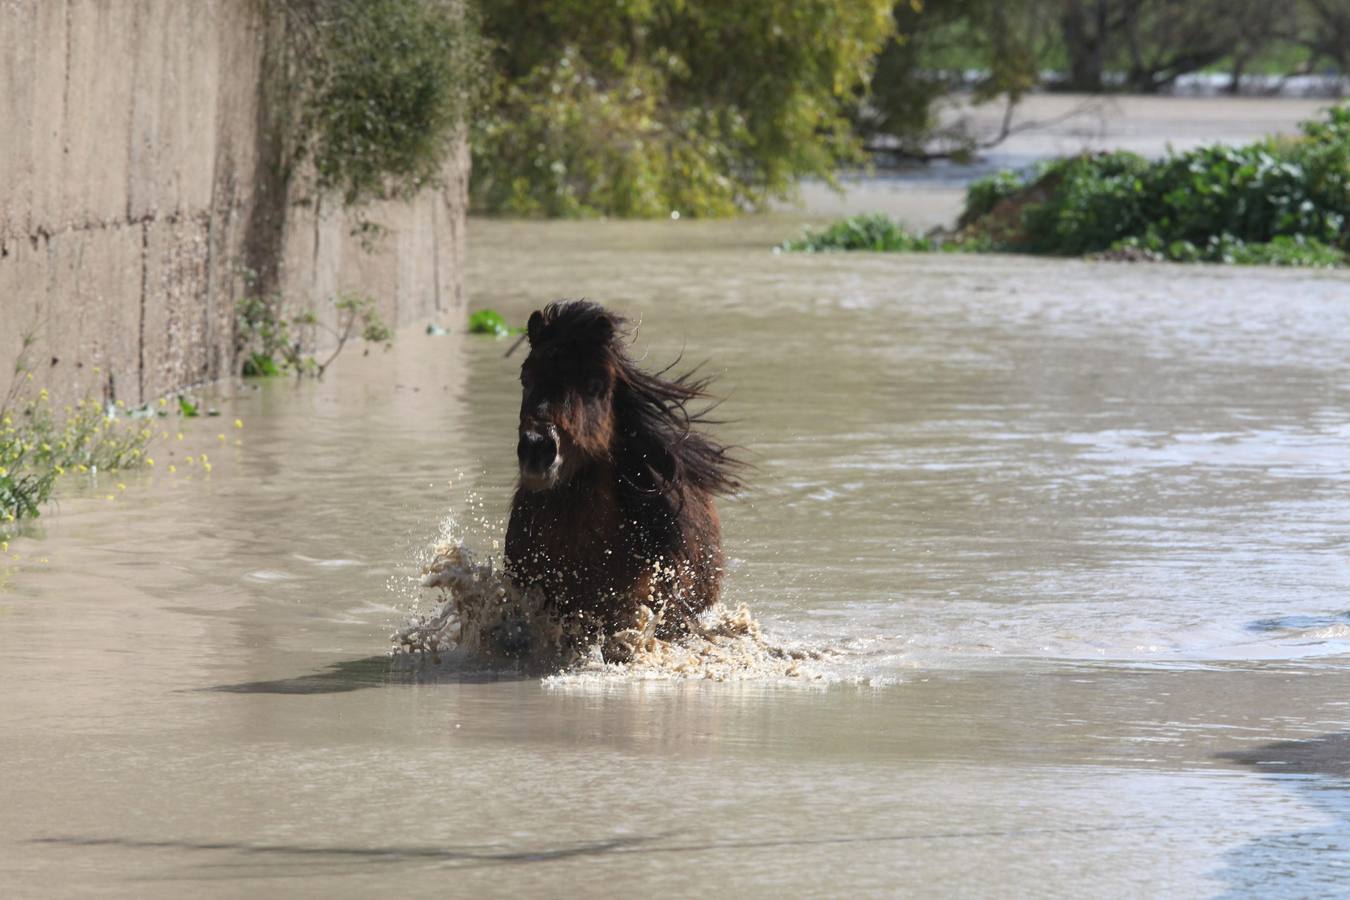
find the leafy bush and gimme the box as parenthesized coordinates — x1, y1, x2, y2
(1019, 152, 1152, 254)
(951, 103, 1350, 265)
(961, 167, 1039, 225)
(1110, 233, 1346, 267)
(1, 388, 153, 523)
(287, 0, 486, 206)
(779, 214, 937, 252)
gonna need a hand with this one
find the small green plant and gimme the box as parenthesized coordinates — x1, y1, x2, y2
(779, 214, 940, 253)
(467, 309, 520, 337)
(237, 292, 393, 378)
(1, 336, 154, 523)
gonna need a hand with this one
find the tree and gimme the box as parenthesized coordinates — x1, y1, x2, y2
(1285, 0, 1350, 76)
(470, 0, 894, 217)
(1056, 0, 1286, 93)
(857, 0, 1050, 160)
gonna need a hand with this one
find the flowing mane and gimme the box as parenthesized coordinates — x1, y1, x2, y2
(529, 300, 742, 497)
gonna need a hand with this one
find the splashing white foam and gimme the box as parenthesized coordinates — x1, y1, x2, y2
(390, 529, 826, 682)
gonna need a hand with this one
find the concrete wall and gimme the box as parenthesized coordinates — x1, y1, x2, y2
(0, 0, 467, 406)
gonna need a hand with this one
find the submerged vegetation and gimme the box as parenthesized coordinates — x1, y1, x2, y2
(781, 214, 946, 253)
(784, 104, 1350, 267)
(0, 340, 154, 524)
(466, 309, 520, 337)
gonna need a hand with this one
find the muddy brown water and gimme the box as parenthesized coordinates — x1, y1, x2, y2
(3, 208, 1350, 896)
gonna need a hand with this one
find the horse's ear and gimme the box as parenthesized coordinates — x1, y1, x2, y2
(526, 311, 544, 345)
(591, 313, 615, 344)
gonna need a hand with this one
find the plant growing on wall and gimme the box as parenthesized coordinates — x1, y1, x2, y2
(237, 292, 393, 379)
(282, 0, 486, 207)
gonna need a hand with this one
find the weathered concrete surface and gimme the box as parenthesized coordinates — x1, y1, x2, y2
(0, 0, 468, 406)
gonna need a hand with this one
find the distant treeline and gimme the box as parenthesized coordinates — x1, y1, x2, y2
(464, 0, 1349, 217)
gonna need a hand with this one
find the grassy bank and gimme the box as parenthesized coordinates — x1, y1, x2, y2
(783, 104, 1349, 267)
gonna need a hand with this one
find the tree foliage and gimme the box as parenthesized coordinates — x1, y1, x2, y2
(284, 0, 486, 206)
(857, 0, 1051, 160)
(470, 0, 894, 217)
(1056, 0, 1283, 93)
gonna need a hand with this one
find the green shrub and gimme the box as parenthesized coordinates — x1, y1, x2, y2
(288, 0, 486, 206)
(1, 392, 153, 523)
(780, 214, 937, 252)
(956, 103, 1350, 265)
(1019, 152, 1151, 254)
(1112, 233, 1347, 267)
(960, 167, 1038, 226)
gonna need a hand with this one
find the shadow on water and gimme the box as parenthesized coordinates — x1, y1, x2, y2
(31, 824, 1169, 880)
(28, 834, 665, 878)
(202, 655, 531, 694)
(1214, 733, 1350, 898)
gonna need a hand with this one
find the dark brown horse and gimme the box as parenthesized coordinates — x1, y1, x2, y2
(505, 300, 740, 642)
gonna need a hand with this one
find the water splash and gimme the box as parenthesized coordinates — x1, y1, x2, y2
(391, 530, 825, 682)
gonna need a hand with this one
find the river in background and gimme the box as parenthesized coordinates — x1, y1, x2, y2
(3, 97, 1350, 897)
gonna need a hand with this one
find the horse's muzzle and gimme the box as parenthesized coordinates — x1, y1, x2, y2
(517, 424, 562, 488)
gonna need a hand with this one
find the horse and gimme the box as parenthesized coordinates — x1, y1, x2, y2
(505, 300, 740, 645)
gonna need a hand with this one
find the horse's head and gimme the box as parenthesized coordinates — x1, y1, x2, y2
(516, 301, 624, 491)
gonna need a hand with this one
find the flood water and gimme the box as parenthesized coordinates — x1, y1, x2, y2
(4, 209, 1350, 896)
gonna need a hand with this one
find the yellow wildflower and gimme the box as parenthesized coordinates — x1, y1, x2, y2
(234, 419, 243, 429)
(146, 458, 155, 466)
(203, 462, 212, 473)
(168, 465, 177, 474)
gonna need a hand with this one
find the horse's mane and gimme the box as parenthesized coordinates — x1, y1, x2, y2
(529, 300, 742, 497)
